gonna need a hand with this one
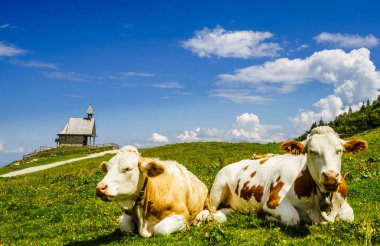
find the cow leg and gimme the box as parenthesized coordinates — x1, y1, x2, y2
(118, 214, 135, 235)
(263, 199, 300, 226)
(153, 215, 186, 236)
(206, 172, 233, 223)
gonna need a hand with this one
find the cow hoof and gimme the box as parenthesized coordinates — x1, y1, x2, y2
(139, 230, 153, 238)
(213, 211, 227, 223)
(195, 210, 211, 223)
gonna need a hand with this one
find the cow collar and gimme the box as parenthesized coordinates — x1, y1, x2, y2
(135, 177, 148, 206)
(123, 177, 148, 216)
(316, 185, 333, 213)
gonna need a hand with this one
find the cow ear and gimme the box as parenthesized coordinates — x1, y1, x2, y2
(139, 160, 165, 177)
(100, 161, 108, 172)
(344, 139, 367, 154)
(281, 140, 305, 155)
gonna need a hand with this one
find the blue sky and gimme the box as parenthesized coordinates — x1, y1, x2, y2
(1, 0, 380, 166)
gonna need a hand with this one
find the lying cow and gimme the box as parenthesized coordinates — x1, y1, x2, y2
(96, 145, 208, 237)
(196, 126, 367, 225)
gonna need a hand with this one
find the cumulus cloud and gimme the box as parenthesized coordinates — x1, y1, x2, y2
(230, 113, 283, 142)
(0, 42, 27, 57)
(182, 26, 281, 58)
(314, 32, 379, 48)
(148, 133, 169, 144)
(220, 48, 379, 103)
(218, 48, 380, 132)
(177, 113, 285, 143)
(177, 127, 225, 142)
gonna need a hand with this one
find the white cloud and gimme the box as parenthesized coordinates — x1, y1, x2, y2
(177, 113, 285, 143)
(211, 89, 272, 104)
(45, 71, 90, 82)
(0, 23, 18, 29)
(314, 32, 379, 48)
(220, 48, 379, 103)
(0, 141, 24, 153)
(11, 59, 59, 69)
(296, 44, 309, 51)
(123, 72, 156, 77)
(148, 133, 169, 144)
(153, 82, 184, 89)
(0, 42, 27, 57)
(182, 26, 281, 58)
(217, 48, 380, 132)
(230, 113, 283, 142)
(177, 127, 225, 142)
(0, 24, 10, 29)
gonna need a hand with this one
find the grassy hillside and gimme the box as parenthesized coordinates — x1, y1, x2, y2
(0, 130, 379, 245)
(0, 146, 114, 175)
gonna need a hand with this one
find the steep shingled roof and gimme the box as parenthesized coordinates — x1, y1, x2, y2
(59, 118, 96, 136)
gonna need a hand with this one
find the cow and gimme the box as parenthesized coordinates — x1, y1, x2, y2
(196, 126, 367, 226)
(96, 145, 208, 237)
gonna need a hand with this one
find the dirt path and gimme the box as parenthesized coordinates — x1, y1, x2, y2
(0, 149, 119, 178)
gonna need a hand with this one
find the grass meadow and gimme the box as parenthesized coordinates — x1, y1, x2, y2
(0, 129, 379, 245)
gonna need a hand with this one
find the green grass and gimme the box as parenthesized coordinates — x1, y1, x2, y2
(0, 130, 379, 245)
(0, 146, 113, 175)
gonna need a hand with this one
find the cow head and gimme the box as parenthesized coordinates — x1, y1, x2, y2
(281, 126, 367, 193)
(96, 145, 165, 202)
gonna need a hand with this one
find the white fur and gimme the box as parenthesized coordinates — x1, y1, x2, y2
(119, 214, 135, 235)
(153, 215, 186, 236)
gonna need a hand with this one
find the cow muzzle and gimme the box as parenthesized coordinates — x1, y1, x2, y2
(322, 171, 341, 192)
(96, 182, 113, 201)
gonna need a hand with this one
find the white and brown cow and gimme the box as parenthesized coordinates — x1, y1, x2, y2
(196, 126, 367, 225)
(96, 145, 208, 237)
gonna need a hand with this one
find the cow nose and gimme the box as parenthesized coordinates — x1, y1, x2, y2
(322, 171, 340, 181)
(96, 183, 108, 196)
(322, 171, 341, 186)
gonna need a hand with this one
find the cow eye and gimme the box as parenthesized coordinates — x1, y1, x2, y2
(336, 149, 343, 154)
(122, 167, 132, 173)
(309, 150, 318, 155)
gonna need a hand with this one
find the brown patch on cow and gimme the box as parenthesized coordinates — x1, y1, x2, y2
(235, 179, 241, 195)
(254, 154, 270, 159)
(259, 158, 268, 164)
(141, 163, 208, 221)
(338, 176, 348, 199)
(281, 140, 305, 155)
(294, 168, 317, 199)
(276, 176, 281, 182)
(266, 180, 285, 209)
(250, 171, 257, 178)
(344, 139, 368, 154)
(240, 181, 264, 203)
(242, 166, 249, 171)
